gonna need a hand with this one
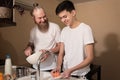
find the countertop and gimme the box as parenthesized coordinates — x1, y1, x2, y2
(0, 65, 84, 80)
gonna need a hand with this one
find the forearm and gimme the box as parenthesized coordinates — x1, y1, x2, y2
(57, 53, 63, 70)
(70, 55, 94, 73)
(70, 44, 94, 73)
(57, 42, 64, 70)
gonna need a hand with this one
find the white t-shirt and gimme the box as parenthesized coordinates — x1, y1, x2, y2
(30, 22, 61, 70)
(60, 23, 94, 76)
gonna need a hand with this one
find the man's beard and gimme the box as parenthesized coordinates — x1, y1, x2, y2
(36, 19, 49, 28)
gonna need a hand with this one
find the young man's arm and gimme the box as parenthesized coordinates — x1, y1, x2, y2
(71, 44, 94, 70)
(51, 42, 64, 73)
(57, 42, 65, 71)
(62, 44, 94, 78)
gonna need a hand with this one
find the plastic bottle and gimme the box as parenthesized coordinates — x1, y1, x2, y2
(4, 54, 12, 75)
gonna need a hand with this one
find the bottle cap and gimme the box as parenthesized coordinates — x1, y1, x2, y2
(6, 54, 10, 58)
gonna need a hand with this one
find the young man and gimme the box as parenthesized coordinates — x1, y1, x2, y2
(52, 0, 94, 80)
(24, 4, 61, 71)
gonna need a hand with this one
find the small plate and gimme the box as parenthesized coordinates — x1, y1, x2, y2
(54, 75, 62, 79)
(52, 75, 62, 80)
(51, 72, 62, 80)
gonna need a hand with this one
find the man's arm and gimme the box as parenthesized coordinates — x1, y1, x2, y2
(24, 42, 34, 56)
(57, 42, 65, 71)
(68, 43, 94, 73)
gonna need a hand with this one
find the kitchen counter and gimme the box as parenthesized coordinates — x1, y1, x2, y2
(0, 65, 84, 80)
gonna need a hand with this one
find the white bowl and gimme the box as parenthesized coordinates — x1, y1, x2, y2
(26, 51, 42, 64)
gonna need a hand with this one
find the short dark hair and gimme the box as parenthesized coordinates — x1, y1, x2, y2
(55, 0, 75, 15)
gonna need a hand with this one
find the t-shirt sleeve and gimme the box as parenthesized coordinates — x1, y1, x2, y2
(84, 25, 94, 45)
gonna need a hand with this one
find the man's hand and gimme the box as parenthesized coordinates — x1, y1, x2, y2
(51, 66, 61, 76)
(61, 69, 72, 79)
(24, 47, 32, 56)
(40, 50, 50, 62)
